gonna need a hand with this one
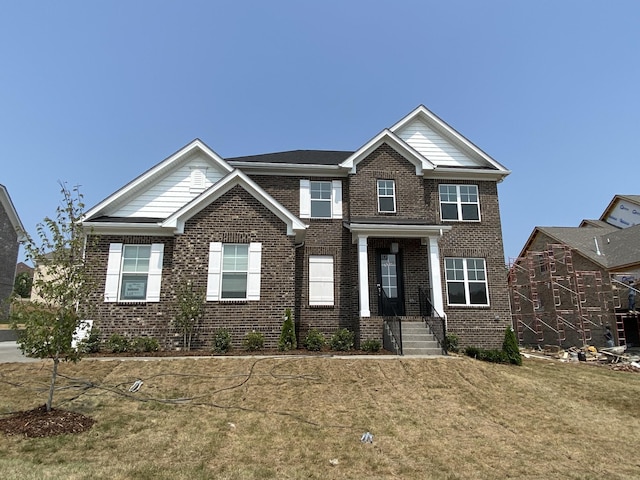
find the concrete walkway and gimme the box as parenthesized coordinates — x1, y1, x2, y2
(0, 341, 42, 363)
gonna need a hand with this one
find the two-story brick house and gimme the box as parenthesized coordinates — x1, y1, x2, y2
(81, 106, 511, 352)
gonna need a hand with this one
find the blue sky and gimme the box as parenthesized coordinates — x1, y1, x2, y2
(2, 1, 639, 264)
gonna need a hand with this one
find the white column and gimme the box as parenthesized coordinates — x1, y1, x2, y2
(357, 235, 370, 317)
(428, 236, 446, 322)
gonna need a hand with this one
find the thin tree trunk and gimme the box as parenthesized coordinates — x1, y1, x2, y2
(47, 355, 59, 412)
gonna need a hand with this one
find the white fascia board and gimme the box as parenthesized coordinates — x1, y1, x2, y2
(346, 222, 452, 243)
(391, 105, 510, 174)
(0, 185, 27, 242)
(163, 169, 308, 240)
(229, 162, 348, 177)
(340, 129, 435, 175)
(84, 139, 233, 220)
(428, 167, 511, 182)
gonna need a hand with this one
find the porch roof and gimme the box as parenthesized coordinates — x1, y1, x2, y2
(344, 221, 452, 243)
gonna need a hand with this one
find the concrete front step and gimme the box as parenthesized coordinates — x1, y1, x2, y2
(399, 321, 444, 356)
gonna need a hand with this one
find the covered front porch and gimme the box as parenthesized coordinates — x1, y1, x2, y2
(345, 222, 452, 354)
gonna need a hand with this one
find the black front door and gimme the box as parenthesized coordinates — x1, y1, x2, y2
(377, 250, 405, 316)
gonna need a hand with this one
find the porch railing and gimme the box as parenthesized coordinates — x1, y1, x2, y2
(418, 286, 447, 355)
(377, 284, 403, 355)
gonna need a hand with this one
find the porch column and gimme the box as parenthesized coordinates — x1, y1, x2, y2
(428, 236, 446, 321)
(357, 235, 371, 317)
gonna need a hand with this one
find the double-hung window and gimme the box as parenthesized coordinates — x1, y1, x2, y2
(445, 257, 489, 306)
(104, 243, 164, 302)
(299, 180, 342, 219)
(207, 242, 262, 301)
(309, 255, 334, 306)
(377, 180, 396, 213)
(439, 184, 480, 221)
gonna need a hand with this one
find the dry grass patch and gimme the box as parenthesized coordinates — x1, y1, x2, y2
(0, 355, 639, 479)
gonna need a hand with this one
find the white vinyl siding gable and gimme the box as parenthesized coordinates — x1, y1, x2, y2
(299, 179, 342, 219)
(112, 154, 226, 218)
(104, 242, 164, 302)
(206, 242, 262, 301)
(397, 119, 477, 167)
(309, 255, 334, 306)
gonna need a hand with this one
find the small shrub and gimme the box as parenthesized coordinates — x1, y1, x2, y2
(212, 329, 232, 353)
(78, 327, 101, 353)
(107, 334, 130, 353)
(278, 308, 297, 351)
(131, 337, 159, 353)
(361, 339, 381, 352)
(445, 333, 459, 353)
(303, 329, 326, 351)
(502, 326, 522, 366)
(329, 328, 354, 351)
(243, 331, 264, 351)
(464, 346, 510, 364)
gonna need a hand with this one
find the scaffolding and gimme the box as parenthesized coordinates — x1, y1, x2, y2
(508, 244, 615, 348)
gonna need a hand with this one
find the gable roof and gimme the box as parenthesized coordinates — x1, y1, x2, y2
(0, 184, 26, 242)
(341, 105, 510, 181)
(228, 150, 353, 165)
(163, 169, 307, 241)
(84, 139, 233, 221)
(519, 224, 640, 270)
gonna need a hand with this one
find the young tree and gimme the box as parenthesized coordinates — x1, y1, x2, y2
(174, 280, 204, 351)
(10, 183, 94, 411)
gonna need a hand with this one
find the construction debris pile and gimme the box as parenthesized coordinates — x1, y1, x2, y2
(521, 344, 640, 373)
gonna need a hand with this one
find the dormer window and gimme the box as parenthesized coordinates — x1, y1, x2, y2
(377, 180, 396, 213)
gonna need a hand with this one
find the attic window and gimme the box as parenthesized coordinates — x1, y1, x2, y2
(190, 166, 208, 193)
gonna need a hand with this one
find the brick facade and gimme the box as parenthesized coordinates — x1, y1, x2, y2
(0, 204, 20, 319)
(82, 116, 511, 351)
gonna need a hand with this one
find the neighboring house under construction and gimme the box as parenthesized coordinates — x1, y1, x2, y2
(509, 195, 640, 348)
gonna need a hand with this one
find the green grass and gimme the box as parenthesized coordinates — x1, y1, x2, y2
(1, 355, 639, 479)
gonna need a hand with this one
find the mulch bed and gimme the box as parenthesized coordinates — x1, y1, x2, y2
(0, 405, 95, 437)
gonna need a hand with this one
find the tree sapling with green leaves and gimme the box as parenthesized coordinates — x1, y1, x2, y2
(10, 183, 94, 411)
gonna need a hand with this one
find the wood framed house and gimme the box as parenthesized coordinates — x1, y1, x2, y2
(81, 106, 512, 353)
(0, 184, 26, 319)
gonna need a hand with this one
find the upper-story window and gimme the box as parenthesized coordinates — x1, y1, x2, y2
(299, 180, 342, 219)
(439, 184, 480, 221)
(377, 180, 396, 213)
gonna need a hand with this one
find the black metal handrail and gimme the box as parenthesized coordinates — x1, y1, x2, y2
(377, 284, 403, 355)
(418, 286, 447, 355)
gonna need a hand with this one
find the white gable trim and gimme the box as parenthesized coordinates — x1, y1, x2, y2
(163, 169, 307, 241)
(390, 105, 510, 176)
(0, 184, 26, 242)
(84, 139, 233, 221)
(339, 129, 434, 175)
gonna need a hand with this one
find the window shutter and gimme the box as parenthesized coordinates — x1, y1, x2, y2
(104, 243, 123, 302)
(299, 179, 311, 218)
(146, 243, 164, 302)
(206, 242, 223, 301)
(332, 180, 342, 219)
(247, 242, 262, 301)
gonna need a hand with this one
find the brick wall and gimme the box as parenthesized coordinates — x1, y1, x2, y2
(85, 185, 298, 350)
(0, 204, 19, 319)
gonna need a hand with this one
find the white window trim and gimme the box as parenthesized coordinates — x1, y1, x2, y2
(439, 184, 481, 222)
(309, 255, 334, 306)
(377, 179, 396, 213)
(104, 243, 164, 303)
(207, 242, 262, 301)
(444, 257, 489, 306)
(299, 179, 342, 219)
